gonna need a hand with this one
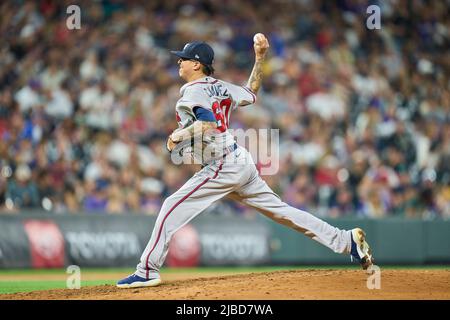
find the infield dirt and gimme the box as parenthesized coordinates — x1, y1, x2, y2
(1, 269, 449, 300)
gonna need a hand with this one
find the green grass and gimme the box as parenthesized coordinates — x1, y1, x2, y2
(0, 280, 117, 294)
(0, 267, 133, 276)
(1, 264, 447, 276)
(0, 265, 448, 295)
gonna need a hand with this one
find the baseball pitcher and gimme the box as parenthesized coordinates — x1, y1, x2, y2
(117, 34, 374, 288)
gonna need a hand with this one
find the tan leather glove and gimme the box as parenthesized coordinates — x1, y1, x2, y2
(166, 135, 178, 153)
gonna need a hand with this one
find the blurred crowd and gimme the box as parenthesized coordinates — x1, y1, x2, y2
(0, 0, 449, 219)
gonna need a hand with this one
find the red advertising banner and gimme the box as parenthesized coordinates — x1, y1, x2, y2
(23, 220, 65, 268)
(166, 224, 201, 267)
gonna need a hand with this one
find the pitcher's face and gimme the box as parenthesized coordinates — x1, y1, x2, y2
(178, 58, 194, 80)
(177, 58, 200, 81)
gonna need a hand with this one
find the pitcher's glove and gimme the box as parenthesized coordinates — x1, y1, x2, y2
(166, 135, 180, 153)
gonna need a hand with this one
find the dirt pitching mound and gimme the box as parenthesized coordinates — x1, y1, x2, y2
(2, 269, 449, 300)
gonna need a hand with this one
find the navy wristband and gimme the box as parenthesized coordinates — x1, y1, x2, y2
(193, 107, 216, 122)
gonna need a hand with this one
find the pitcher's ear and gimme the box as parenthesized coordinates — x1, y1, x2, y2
(193, 61, 202, 71)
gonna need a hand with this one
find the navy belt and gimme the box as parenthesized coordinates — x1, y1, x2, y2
(201, 143, 237, 168)
(223, 143, 238, 157)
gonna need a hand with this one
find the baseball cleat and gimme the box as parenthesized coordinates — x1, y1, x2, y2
(350, 228, 374, 270)
(116, 274, 162, 289)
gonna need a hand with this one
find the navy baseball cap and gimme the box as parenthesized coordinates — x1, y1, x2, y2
(170, 41, 214, 66)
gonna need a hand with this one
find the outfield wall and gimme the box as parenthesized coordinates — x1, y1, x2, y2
(0, 213, 449, 268)
(264, 216, 450, 265)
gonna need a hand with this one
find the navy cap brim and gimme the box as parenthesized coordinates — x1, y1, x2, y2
(170, 50, 193, 60)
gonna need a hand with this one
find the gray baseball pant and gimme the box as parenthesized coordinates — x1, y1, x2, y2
(135, 146, 351, 279)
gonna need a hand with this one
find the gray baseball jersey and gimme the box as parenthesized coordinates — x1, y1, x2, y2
(174, 76, 256, 164)
(135, 77, 352, 280)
